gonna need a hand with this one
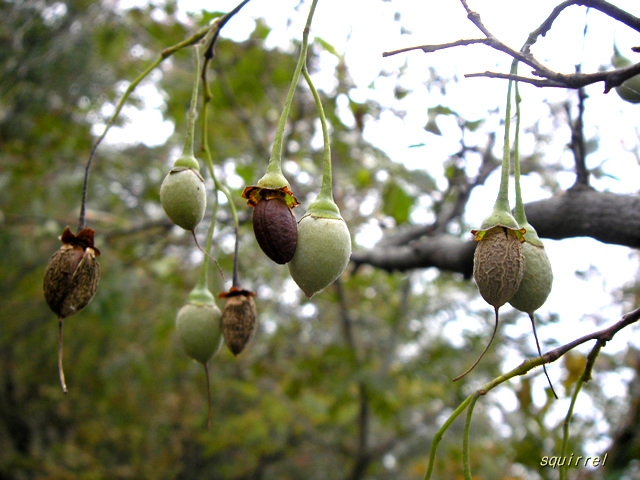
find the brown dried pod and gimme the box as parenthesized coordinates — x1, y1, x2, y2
(472, 226, 525, 309)
(219, 287, 257, 356)
(43, 227, 101, 319)
(43, 226, 101, 393)
(252, 195, 298, 264)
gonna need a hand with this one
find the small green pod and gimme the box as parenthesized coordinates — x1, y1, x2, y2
(508, 241, 553, 314)
(160, 166, 207, 231)
(175, 302, 223, 365)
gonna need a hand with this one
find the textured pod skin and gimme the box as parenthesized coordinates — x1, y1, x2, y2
(508, 241, 553, 314)
(176, 303, 223, 364)
(220, 290, 257, 356)
(288, 214, 351, 298)
(43, 227, 101, 319)
(473, 226, 525, 308)
(253, 196, 298, 264)
(160, 167, 207, 231)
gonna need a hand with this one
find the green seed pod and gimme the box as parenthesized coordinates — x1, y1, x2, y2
(612, 46, 640, 104)
(288, 200, 351, 297)
(160, 166, 207, 231)
(219, 287, 258, 356)
(175, 287, 223, 364)
(508, 230, 553, 314)
(472, 226, 525, 309)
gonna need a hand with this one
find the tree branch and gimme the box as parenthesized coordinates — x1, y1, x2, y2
(383, 0, 640, 93)
(351, 188, 640, 274)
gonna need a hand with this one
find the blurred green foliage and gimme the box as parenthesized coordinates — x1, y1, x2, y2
(1, 1, 638, 479)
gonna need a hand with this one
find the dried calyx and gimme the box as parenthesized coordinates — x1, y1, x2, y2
(43, 226, 101, 393)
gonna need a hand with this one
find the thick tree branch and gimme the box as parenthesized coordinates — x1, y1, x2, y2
(351, 187, 640, 274)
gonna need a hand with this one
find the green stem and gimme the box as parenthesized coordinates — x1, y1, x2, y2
(182, 46, 201, 160)
(463, 393, 480, 480)
(512, 67, 527, 226)
(198, 45, 240, 286)
(494, 64, 518, 214)
(559, 340, 604, 480)
(266, 0, 319, 176)
(302, 63, 333, 202)
(424, 394, 474, 480)
(78, 25, 210, 231)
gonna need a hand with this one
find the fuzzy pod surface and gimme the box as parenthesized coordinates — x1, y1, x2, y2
(175, 302, 223, 365)
(220, 290, 257, 356)
(160, 167, 207, 231)
(43, 227, 101, 319)
(473, 226, 525, 308)
(252, 196, 298, 264)
(508, 241, 553, 314)
(288, 213, 351, 298)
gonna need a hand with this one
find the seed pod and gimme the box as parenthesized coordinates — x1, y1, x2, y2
(472, 226, 525, 309)
(508, 241, 553, 314)
(160, 166, 207, 231)
(252, 195, 298, 264)
(219, 287, 257, 356)
(43, 227, 101, 319)
(43, 226, 101, 393)
(288, 211, 351, 298)
(176, 302, 223, 365)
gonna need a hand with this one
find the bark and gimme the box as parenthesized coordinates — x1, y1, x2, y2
(351, 187, 640, 276)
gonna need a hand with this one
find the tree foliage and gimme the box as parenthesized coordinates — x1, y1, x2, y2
(2, 1, 640, 479)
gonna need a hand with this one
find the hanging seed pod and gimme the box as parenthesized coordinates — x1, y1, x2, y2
(243, 179, 300, 264)
(508, 234, 553, 314)
(175, 287, 223, 365)
(219, 287, 257, 356)
(44, 227, 101, 318)
(43, 226, 101, 393)
(160, 165, 207, 232)
(472, 225, 525, 309)
(251, 194, 298, 264)
(289, 198, 351, 298)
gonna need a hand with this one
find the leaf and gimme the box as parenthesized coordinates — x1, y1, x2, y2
(382, 181, 414, 224)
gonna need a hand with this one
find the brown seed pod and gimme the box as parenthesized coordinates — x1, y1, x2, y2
(43, 227, 101, 319)
(252, 195, 298, 264)
(472, 226, 525, 309)
(43, 226, 101, 393)
(219, 287, 257, 356)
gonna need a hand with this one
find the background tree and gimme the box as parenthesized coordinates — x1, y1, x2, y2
(1, 1, 640, 479)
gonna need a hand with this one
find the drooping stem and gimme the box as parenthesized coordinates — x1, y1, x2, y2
(181, 46, 201, 161)
(266, 0, 319, 176)
(302, 63, 333, 202)
(203, 362, 212, 430)
(58, 317, 67, 394)
(493, 63, 518, 215)
(78, 25, 211, 231)
(453, 307, 499, 381)
(512, 72, 527, 226)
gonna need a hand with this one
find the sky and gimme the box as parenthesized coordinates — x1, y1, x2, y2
(108, 0, 640, 416)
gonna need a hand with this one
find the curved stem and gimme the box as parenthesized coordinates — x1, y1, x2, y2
(58, 317, 68, 394)
(78, 26, 210, 231)
(302, 63, 333, 202)
(463, 393, 480, 480)
(512, 68, 527, 226)
(266, 0, 319, 176)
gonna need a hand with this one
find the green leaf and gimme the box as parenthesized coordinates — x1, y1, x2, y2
(382, 181, 414, 224)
